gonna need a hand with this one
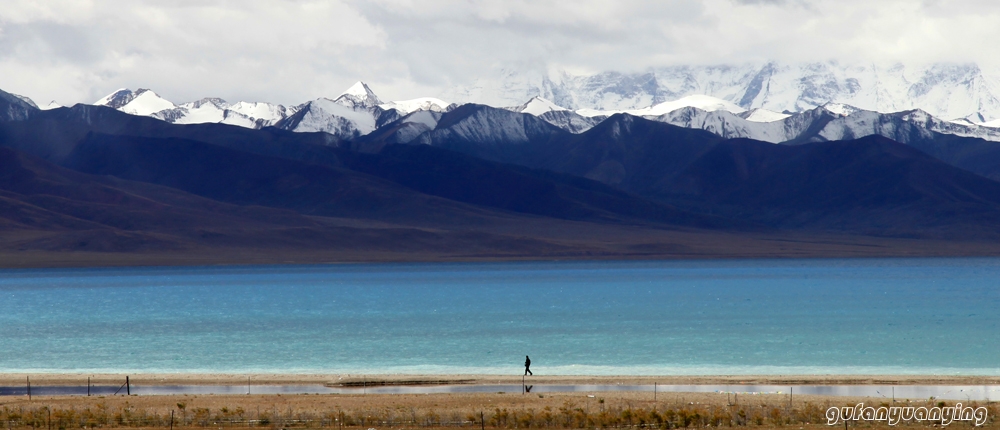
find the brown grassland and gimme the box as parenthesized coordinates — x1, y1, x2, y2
(1, 389, 996, 430)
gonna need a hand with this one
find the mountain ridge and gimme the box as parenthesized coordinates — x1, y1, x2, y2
(7, 94, 1000, 263)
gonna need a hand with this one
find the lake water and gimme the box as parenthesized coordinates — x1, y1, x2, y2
(1, 258, 999, 375)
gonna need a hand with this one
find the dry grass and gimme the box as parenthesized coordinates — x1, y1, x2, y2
(1, 391, 996, 430)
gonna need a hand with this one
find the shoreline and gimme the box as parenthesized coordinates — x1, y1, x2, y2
(6, 373, 1000, 387)
(4, 233, 1000, 269)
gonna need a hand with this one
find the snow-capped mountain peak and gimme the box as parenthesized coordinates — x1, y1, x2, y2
(334, 81, 382, 109)
(633, 95, 746, 116)
(380, 97, 454, 114)
(444, 62, 1000, 124)
(94, 88, 136, 109)
(822, 103, 864, 117)
(94, 88, 176, 116)
(509, 96, 568, 116)
(341, 81, 375, 98)
(185, 97, 229, 110)
(122, 89, 175, 116)
(277, 97, 378, 138)
(228, 101, 297, 125)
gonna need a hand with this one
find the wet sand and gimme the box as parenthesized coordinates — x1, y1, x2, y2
(5, 373, 1000, 387)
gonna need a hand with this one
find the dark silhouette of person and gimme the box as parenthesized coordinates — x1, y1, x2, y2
(524, 355, 533, 375)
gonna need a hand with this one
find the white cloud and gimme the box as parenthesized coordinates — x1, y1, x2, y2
(2, 0, 1000, 106)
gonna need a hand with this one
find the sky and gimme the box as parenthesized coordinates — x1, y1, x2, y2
(2, 0, 1000, 106)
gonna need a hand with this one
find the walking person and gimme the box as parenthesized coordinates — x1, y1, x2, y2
(524, 355, 533, 376)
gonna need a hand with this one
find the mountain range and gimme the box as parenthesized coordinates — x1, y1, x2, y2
(14, 70, 1000, 156)
(7, 64, 1000, 265)
(442, 62, 1000, 123)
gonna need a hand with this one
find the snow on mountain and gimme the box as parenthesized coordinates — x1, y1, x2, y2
(512, 94, 759, 134)
(40, 101, 62, 110)
(386, 110, 443, 144)
(537, 110, 604, 134)
(229, 101, 297, 124)
(415, 105, 563, 148)
(279, 97, 378, 138)
(507, 96, 568, 116)
(649, 107, 806, 143)
(639, 103, 1000, 144)
(350, 109, 448, 153)
(575, 95, 744, 119)
(443, 62, 1000, 123)
(94, 88, 176, 116)
(12, 94, 38, 109)
(870, 109, 1000, 142)
(273, 82, 392, 139)
(122, 90, 176, 116)
(0, 89, 38, 121)
(334, 81, 382, 110)
(629, 95, 746, 116)
(72, 63, 1000, 143)
(94, 88, 294, 129)
(380, 97, 454, 114)
(402, 110, 441, 130)
(94, 88, 131, 108)
(501, 96, 605, 134)
(273, 82, 459, 139)
(89, 82, 446, 139)
(739, 108, 790, 122)
(277, 82, 463, 139)
(152, 98, 257, 128)
(821, 103, 864, 117)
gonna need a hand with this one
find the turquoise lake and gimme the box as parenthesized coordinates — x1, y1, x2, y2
(1, 258, 999, 375)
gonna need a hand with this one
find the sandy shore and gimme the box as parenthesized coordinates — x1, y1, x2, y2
(4, 373, 1000, 387)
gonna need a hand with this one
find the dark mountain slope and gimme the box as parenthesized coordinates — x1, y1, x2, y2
(527, 114, 726, 194)
(398, 110, 1000, 236)
(410, 104, 570, 164)
(0, 88, 37, 122)
(892, 132, 1000, 182)
(0, 144, 342, 251)
(60, 133, 509, 224)
(383, 110, 726, 194)
(335, 144, 743, 228)
(0, 144, 614, 258)
(0, 145, 304, 231)
(664, 135, 1000, 236)
(0, 104, 342, 166)
(62, 133, 738, 229)
(771, 108, 1000, 182)
(0, 106, 751, 232)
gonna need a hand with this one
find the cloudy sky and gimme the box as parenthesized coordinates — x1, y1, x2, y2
(2, 0, 999, 106)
